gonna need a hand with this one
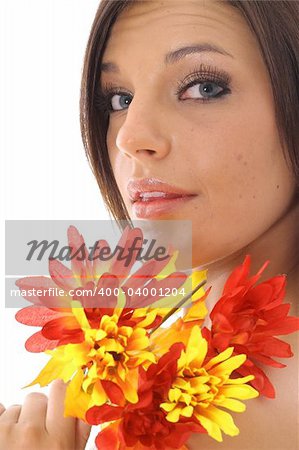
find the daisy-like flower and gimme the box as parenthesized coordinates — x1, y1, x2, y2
(17, 225, 206, 420)
(86, 343, 205, 450)
(27, 303, 161, 418)
(160, 326, 258, 442)
(15, 225, 195, 352)
(206, 255, 299, 398)
(15, 225, 146, 351)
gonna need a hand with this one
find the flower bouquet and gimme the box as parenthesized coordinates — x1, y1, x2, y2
(15, 226, 299, 449)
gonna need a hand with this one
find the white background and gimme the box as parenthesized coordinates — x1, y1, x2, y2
(0, 1, 109, 447)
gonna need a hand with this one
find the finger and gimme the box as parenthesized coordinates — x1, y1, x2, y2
(75, 419, 92, 450)
(46, 380, 76, 445)
(18, 392, 48, 426)
(0, 405, 21, 422)
(0, 404, 5, 415)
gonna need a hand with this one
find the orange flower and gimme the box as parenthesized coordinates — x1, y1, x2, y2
(27, 305, 160, 415)
(15, 225, 190, 352)
(87, 343, 205, 450)
(206, 256, 299, 398)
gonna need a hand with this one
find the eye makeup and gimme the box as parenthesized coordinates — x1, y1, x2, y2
(174, 63, 232, 100)
(96, 62, 232, 113)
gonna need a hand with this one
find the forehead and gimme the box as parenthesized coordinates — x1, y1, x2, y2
(102, 0, 260, 67)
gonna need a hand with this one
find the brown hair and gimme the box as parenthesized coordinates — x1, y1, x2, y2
(80, 0, 299, 222)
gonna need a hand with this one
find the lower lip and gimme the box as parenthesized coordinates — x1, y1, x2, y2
(131, 196, 196, 219)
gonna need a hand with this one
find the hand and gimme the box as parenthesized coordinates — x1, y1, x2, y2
(0, 380, 91, 450)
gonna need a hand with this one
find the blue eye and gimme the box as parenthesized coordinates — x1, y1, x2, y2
(176, 65, 231, 102)
(97, 65, 231, 114)
(110, 93, 133, 111)
(180, 81, 225, 101)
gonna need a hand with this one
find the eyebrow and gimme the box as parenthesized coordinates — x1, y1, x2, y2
(165, 43, 233, 64)
(101, 43, 233, 73)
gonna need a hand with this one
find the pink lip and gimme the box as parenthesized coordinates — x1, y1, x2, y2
(127, 178, 197, 218)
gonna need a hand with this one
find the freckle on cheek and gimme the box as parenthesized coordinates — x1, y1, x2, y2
(276, 184, 280, 189)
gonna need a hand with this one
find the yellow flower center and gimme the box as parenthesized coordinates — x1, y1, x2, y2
(71, 312, 154, 390)
(164, 366, 225, 422)
(81, 315, 133, 380)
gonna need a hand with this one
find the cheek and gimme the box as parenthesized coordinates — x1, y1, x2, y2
(107, 124, 122, 170)
(107, 125, 132, 206)
(106, 125, 116, 166)
(179, 106, 295, 262)
(174, 112, 257, 199)
(107, 127, 123, 184)
(183, 94, 289, 201)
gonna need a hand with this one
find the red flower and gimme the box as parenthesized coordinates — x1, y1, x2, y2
(16, 226, 187, 352)
(206, 255, 299, 398)
(86, 343, 205, 450)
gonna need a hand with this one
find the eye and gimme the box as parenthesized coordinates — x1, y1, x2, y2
(110, 93, 133, 111)
(180, 81, 225, 101)
(175, 65, 231, 102)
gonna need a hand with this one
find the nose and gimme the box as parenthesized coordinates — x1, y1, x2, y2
(115, 96, 171, 160)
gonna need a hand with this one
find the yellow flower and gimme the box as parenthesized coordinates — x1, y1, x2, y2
(160, 326, 259, 442)
(27, 304, 157, 419)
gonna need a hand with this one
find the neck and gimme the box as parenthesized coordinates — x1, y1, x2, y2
(197, 199, 299, 315)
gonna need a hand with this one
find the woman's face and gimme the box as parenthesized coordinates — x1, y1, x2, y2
(101, 0, 296, 266)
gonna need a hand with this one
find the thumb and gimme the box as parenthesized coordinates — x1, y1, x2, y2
(75, 418, 92, 450)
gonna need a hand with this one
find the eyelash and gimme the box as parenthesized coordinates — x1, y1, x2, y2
(96, 64, 231, 114)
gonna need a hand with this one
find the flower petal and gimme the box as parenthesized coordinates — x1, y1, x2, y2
(25, 331, 59, 353)
(86, 405, 124, 425)
(95, 422, 120, 450)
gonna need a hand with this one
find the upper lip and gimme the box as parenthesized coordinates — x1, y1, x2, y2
(127, 178, 197, 203)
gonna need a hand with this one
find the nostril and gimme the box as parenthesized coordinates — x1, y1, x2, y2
(137, 149, 156, 155)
